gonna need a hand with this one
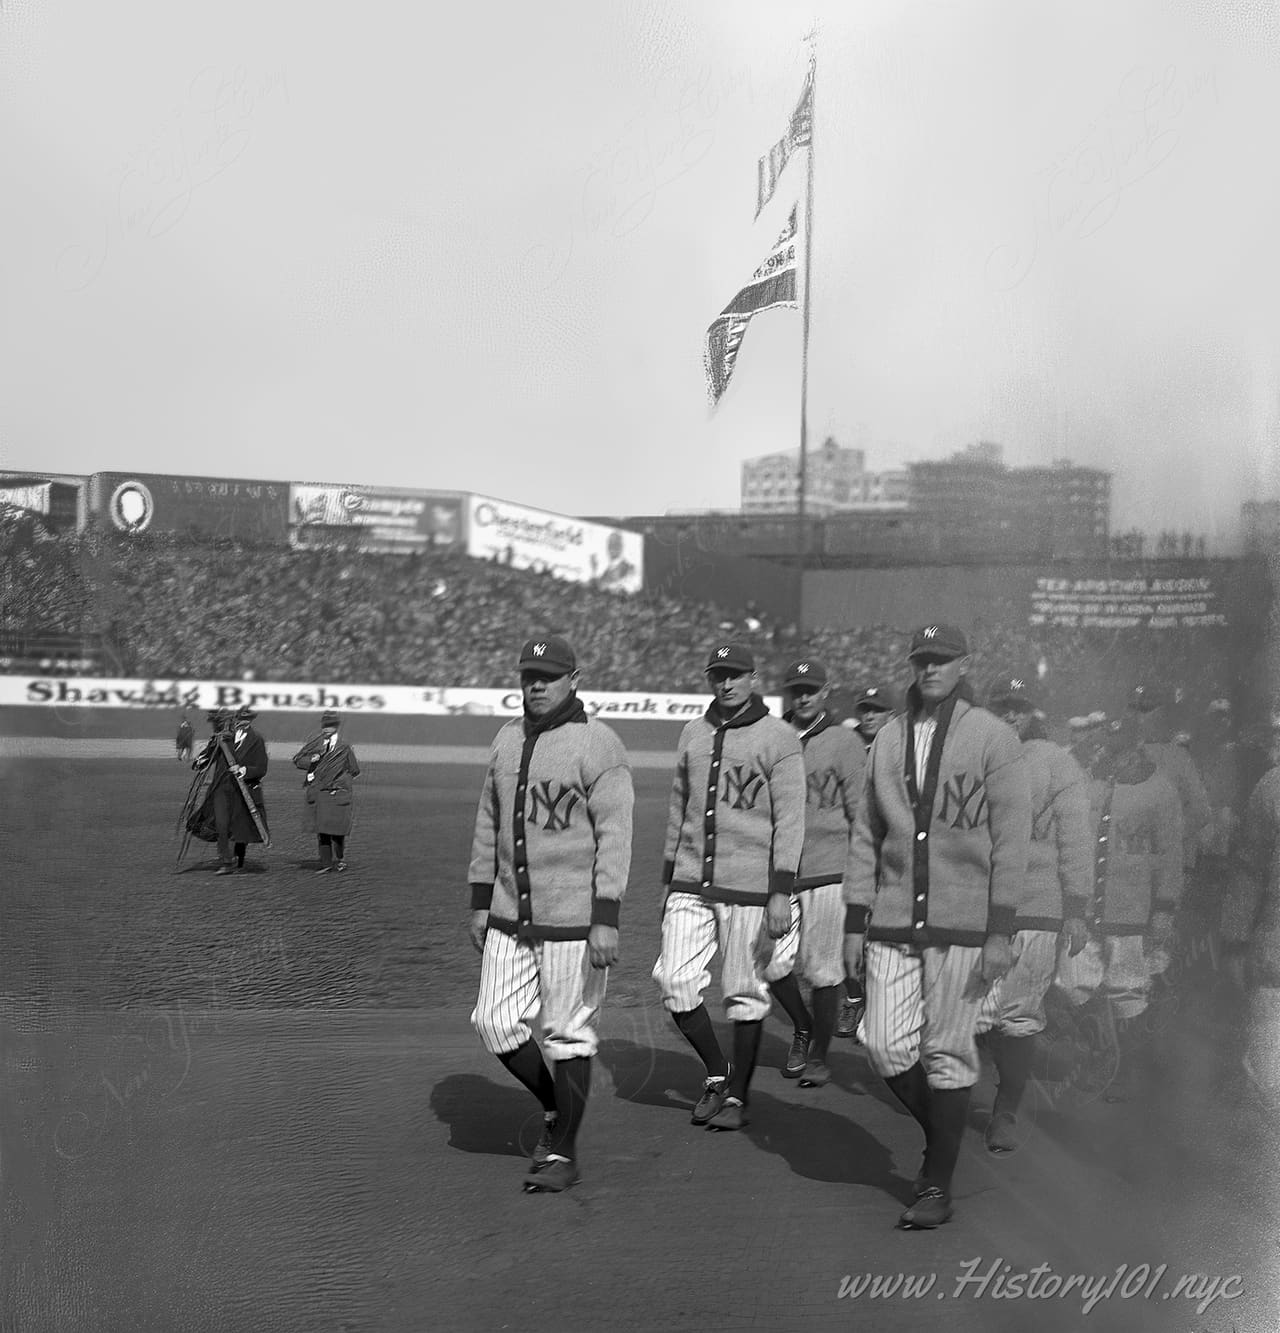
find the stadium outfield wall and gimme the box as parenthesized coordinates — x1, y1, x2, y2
(802, 558, 1266, 632)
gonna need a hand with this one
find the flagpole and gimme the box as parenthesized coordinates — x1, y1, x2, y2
(795, 36, 817, 641)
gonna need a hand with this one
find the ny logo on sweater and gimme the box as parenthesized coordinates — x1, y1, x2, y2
(1119, 828, 1156, 856)
(937, 773, 988, 830)
(722, 764, 765, 811)
(807, 768, 843, 811)
(527, 781, 582, 832)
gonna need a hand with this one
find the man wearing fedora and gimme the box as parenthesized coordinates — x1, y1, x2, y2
(193, 704, 269, 874)
(293, 711, 361, 873)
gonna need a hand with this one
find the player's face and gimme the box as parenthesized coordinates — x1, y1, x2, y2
(911, 653, 968, 704)
(785, 684, 827, 725)
(707, 668, 755, 710)
(997, 703, 1034, 739)
(857, 705, 891, 738)
(521, 668, 578, 716)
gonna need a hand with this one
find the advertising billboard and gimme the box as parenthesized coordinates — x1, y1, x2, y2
(0, 479, 80, 530)
(88, 473, 289, 542)
(288, 485, 465, 552)
(466, 495, 643, 593)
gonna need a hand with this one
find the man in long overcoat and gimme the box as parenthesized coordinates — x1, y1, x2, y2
(293, 710, 361, 872)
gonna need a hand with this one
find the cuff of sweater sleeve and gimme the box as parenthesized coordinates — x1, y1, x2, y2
(986, 904, 1016, 937)
(591, 897, 621, 928)
(661, 858, 674, 886)
(470, 882, 494, 911)
(769, 870, 796, 897)
(844, 903, 870, 934)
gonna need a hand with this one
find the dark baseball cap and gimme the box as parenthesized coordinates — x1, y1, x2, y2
(704, 643, 755, 674)
(854, 683, 896, 712)
(1127, 683, 1169, 712)
(782, 659, 828, 689)
(518, 635, 577, 675)
(908, 623, 968, 660)
(988, 671, 1037, 709)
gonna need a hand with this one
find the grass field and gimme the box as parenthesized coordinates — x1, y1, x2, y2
(3, 750, 1278, 1331)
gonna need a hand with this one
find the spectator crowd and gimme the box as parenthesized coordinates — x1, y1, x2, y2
(0, 514, 1258, 731)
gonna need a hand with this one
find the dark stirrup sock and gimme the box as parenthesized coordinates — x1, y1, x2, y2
(726, 1020, 764, 1102)
(497, 1039, 557, 1113)
(769, 973, 813, 1034)
(672, 1004, 728, 1078)
(548, 1057, 591, 1158)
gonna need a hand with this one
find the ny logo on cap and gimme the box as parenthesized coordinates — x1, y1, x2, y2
(716, 647, 731, 658)
(923, 626, 938, 639)
(796, 663, 809, 674)
(1010, 678, 1025, 690)
(533, 643, 547, 656)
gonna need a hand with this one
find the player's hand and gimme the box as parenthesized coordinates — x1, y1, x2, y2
(468, 909, 489, 953)
(1147, 911, 1174, 950)
(232, 765, 247, 778)
(588, 924, 619, 969)
(309, 754, 321, 766)
(765, 892, 792, 940)
(844, 932, 866, 984)
(1061, 917, 1089, 958)
(982, 935, 1013, 985)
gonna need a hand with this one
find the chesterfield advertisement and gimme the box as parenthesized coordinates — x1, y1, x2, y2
(466, 495, 644, 594)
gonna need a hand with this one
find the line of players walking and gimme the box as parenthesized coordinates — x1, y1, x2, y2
(469, 625, 1275, 1226)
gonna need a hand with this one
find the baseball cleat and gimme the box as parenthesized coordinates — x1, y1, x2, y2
(522, 1157, 579, 1193)
(898, 1186, 953, 1230)
(984, 1110, 1020, 1153)
(835, 998, 864, 1040)
(705, 1096, 748, 1131)
(798, 1059, 831, 1088)
(782, 1030, 810, 1078)
(691, 1066, 731, 1125)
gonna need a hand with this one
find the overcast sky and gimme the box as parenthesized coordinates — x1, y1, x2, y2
(2, 0, 1277, 548)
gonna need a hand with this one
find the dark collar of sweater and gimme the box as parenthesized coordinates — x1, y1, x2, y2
(905, 677, 977, 717)
(706, 694, 769, 730)
(522, 692, 589, 738)
(783, 709, 834, 740)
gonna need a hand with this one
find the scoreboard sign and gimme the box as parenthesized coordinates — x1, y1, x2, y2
(89, 473, 289, 542)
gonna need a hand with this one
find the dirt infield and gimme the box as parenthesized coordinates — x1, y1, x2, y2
(3, 748, 1278, 1331)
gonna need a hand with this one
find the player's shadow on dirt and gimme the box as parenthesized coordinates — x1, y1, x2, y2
(429, 1073, 545, 1160)
(595, 1038, 908, 1195)
(737, 1090, 905, 1193)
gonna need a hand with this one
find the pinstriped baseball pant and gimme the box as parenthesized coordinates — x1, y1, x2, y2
(1054, 934, 1150, 1020)
(975, 929, 1058, 1038)
(862, 940, 989, 1089)
(655, 891, 777, 1023)
(471, 930, 607, 1060)
(762, 884, 846, 988)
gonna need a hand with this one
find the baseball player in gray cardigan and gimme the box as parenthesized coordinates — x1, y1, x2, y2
(655, 643, 805, 1132)
(468, 635, 634, 1194)
(977, 673, 1092, 1153)
(764, 658, 867, 1088)
(843, 623, 1030, 1230)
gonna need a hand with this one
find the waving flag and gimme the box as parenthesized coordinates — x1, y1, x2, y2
(756, 68, 813, 218)
(705, 206, 798, 405)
